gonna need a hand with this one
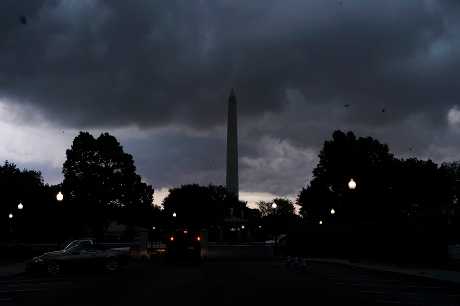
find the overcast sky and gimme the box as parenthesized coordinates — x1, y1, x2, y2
(1, 0, 460, 206)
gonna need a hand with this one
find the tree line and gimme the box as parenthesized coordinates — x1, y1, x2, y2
(1, 132, 156, 241)
(2, 129, 459, 246)
(294, 130, 457, 262)
(297, 130, 457, 235)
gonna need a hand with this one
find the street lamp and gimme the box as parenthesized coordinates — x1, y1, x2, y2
(319, 220, 323, 225)
(241, 225, 245, 230)
(8, 213, 13, 219)
(17, 203, 23, 210)
(56, 191, 64, 202)
(348, 178, 357, 190)
(172, 212, 177, 218)
(330, 208, 335, 215)
(271, 202, 278, 248)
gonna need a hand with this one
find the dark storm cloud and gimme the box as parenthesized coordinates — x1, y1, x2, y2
(2, 0, 460, 196)
(1, 0, 458, 128)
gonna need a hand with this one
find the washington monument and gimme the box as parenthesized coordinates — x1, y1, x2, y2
(226, 89, 239, 199)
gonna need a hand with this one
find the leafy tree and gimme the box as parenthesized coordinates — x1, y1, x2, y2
(298, 130, 450, 229)
(298, 130, 395, 226)
(296, 131, 453, 261)
(0, 161, 52, 240)
(0, 161, 43, 211)
(394, 158, 450, 217)
(162, 184, 243, 228)
(272, 198, 296, 217)
(62, 132, 154, 237)
(257, 198, 297, 235)
(257, 198, 295, 218)
(438, 162, 460, 241)
(257, 201, 274, 218)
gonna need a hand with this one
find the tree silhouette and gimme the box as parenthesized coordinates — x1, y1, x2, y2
(257, 198, 297, 236)
(438, 161, 460, 241)
(257, 198, 295, 218)
(162, 184, 243, 228)
(298, 130, 395, 226)
(0, 161, 56, 241)
(296, 131, 452, 261)
(257, 201, 274, 218)
(297, 130, 450, 227)
(62, 132, 153, 237)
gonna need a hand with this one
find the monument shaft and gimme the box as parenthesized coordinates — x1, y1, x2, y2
(226, 90, 239, 199)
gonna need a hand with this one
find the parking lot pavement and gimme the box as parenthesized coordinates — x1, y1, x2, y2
(302, 257, 460, 284)
(289, 262, 460, 305)
(1, 255, 459, 306)
(0, 273, 74, 305)
(0, 262, 26, 278)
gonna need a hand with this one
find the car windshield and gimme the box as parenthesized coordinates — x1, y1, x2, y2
(64, 241, 92, 252)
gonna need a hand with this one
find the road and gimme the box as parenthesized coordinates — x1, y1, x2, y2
(1, 246, 459, 306)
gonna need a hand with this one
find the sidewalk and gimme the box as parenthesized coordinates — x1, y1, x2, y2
(0, 262, 26, 278)
(305, 258, 460, 284)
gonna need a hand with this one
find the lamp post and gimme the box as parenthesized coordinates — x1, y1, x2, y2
(171, 212, 177, 230)
(17, 203, 23, 210)
(271, 202, 278, 249)
(8, 213, 14, 238)
(347, 178, 358, 219)
(347, 178, 359, 261)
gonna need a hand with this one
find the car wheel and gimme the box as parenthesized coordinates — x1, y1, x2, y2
(47, 262, 61, 275)
(104, 258, 120, 272)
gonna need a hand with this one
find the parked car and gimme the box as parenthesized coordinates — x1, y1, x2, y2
(26, 239, 130, 275)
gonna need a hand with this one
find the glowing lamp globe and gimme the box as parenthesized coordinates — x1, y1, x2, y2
(56, 192, 64, 202)
(348, 178, 357, 190)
